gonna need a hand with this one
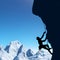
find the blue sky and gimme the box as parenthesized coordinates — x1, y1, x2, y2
(0, 0, 46, 52)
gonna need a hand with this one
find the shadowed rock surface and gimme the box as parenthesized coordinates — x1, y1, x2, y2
(32, 0, 60, 60)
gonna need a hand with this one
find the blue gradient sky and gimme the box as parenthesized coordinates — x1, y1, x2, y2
(0, 0, 46, 52)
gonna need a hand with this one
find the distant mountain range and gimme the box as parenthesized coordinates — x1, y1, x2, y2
(0, 40, 52, 60)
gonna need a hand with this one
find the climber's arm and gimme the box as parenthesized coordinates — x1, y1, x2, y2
(41, 31, 46, 39)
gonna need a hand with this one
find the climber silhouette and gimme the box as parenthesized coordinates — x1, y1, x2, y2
(36, 31, 52, 54)
(32, 0, 60, 60)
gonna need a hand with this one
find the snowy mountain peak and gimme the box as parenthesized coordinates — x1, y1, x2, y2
(5, 40, 22, 53)
(10, 40, 21, 47)
(26, 49, 34, 57)
(17, 45, 26, 56)
(0, 40, 52, 60)
(4, 40, 23, 59)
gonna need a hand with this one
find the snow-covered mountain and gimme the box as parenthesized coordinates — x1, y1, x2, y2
(0, 40, 52, 60)
(26, 49, 34, 57)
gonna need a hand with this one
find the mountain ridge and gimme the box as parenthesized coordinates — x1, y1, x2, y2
(0, 40, 52, 60)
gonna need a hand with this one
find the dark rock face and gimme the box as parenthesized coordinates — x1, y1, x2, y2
(32, 0, 60, 60)
(26, 49, 34, 57)
(4, 45, 10, 53)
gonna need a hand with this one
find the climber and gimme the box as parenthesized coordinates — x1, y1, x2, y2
(36, 31, 52, 54)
